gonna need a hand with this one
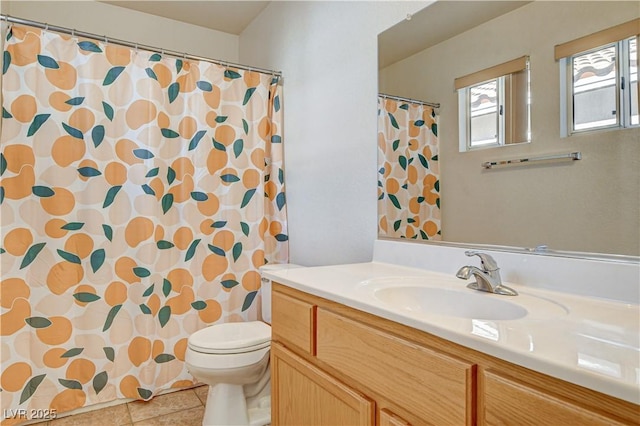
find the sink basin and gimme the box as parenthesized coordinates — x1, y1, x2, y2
(358, 276, 569, 321)
(374, 286, 527, 320)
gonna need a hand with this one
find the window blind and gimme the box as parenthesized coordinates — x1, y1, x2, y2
(454, 56, 529, 91)
(554, 18, 640, 60)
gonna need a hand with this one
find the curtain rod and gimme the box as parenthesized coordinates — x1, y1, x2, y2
(0, 14, 283, 77)
(379, 93, 440, 109)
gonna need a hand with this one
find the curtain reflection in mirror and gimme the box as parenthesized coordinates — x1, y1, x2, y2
(377, 96, 441, 240)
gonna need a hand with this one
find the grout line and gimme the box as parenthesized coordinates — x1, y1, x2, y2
(125, 401, 134, 425)
(192, 389, 203, 406)
(130, 405, 204, 426)
(127, 388, 204, 423)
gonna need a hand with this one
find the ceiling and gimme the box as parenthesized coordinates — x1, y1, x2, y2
(379, 1, 531, 68)
(100, 1, 530, 63)
(101, 1, 270, 35)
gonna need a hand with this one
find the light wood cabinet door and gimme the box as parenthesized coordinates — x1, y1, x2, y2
(480, 369, 628, 426)
(316, 308, 475, 425)
(271, 342, 374, 426)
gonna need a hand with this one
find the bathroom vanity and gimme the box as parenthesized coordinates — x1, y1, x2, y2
(265, 249, 640, 425)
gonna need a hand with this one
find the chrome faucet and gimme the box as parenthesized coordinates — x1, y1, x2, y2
(456, 251, 518, 296)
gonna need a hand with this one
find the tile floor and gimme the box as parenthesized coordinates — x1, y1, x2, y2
(38, 386, 208, 426)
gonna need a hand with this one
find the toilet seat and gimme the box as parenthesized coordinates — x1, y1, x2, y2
(188, 321, 271, 355)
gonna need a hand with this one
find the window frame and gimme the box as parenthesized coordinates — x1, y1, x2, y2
(456, 56, 530, 152)
(459, 77, 503, 150)
(556, 18, 639, 137)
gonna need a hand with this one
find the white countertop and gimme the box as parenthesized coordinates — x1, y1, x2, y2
(264, 261, 640, 405)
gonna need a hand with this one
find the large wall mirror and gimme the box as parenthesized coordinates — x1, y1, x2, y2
(378, 1, 639, 257)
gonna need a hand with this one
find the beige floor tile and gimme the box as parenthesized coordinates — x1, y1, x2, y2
(193, 385, 208, 405)
(131, 406, 204, 426)
(47, 404, 131, 426)
(127, 390, 201, 423)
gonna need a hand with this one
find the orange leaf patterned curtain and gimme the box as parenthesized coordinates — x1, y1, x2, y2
(0, 25, 288, 419)
(377, 96, 441, 240)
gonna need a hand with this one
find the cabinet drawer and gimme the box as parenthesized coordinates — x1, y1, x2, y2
(271, 289, 315, 354)
(316, 308, 475, 425)
(480, 369, 627, 426)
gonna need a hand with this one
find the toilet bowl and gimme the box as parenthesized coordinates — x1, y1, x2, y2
(185, 321, 272, 426)
(185, 264, 299, 426)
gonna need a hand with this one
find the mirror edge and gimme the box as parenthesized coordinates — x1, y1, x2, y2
(378, 237, 640, 264)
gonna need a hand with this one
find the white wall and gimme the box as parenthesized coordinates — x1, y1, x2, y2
(240, 1, 429, 266)
(3, 1, 239, 61)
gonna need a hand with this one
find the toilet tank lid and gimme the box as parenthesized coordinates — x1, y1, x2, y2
(259, 263, 303, 273)
(188, 321, 271, 353)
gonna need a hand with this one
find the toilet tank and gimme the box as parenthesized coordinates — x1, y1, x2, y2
(259, 264, 301, 324)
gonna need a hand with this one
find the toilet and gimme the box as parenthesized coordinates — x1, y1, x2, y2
(185, 264, 297, 426)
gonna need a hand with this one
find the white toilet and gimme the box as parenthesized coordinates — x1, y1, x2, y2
(185, 264, 297, 426)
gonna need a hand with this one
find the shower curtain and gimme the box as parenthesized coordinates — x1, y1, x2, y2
(0, 25, 288, 419)
(377, 96, 441, 240)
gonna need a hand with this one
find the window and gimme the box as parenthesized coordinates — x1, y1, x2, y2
(469, 79, 500, 146)
(456, 56, 530, 151)
(556, 19, 639, 135)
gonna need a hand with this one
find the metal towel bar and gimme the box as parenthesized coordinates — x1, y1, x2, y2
(482, 152, 582, 169)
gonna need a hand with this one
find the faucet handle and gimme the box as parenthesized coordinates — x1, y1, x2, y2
(464, 250, 499, 271)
